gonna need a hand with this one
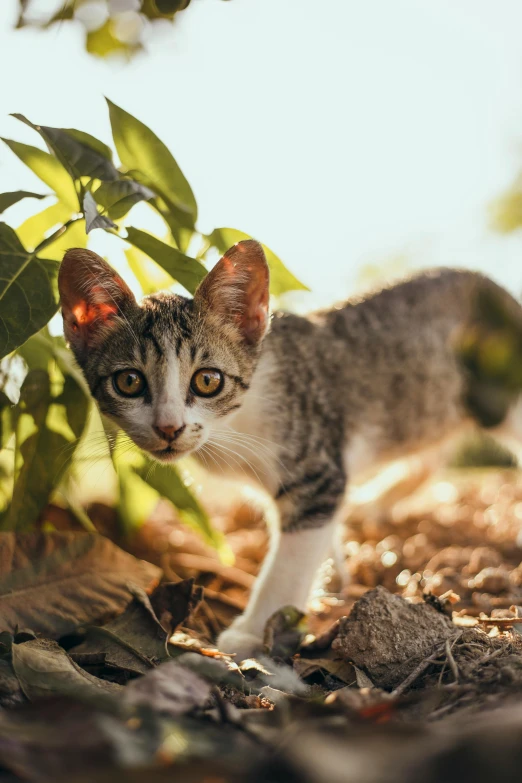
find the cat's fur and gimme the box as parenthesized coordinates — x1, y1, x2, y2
(59, 240, 522, 660)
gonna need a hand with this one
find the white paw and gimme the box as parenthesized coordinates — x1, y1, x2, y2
(217, 626, 264, 662)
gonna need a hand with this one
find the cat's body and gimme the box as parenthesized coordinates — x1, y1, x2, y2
(58, 242, 522, 660)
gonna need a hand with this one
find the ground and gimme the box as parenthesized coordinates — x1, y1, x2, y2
(2, 466, 522, 782)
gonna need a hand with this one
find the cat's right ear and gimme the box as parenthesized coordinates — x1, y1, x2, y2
(58, 249, 136, 360)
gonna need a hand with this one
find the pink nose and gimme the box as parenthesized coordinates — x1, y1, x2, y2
(153, 424, 186, 443)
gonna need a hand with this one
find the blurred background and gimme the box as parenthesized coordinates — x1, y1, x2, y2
(3, 0, 522, 306)
(3, 0, 522, 632)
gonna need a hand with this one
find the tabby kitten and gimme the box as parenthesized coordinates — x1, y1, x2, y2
(59, 241, 522, 660)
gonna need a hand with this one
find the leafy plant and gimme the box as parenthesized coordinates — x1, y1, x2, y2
(15, 0, 231, 60)
(0, 101, 306, 547)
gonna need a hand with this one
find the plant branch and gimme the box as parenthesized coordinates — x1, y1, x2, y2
(33, 215, 83, 256)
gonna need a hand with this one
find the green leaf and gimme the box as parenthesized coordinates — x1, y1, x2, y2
(0, 391, 13, 450)
(125, 227, 206, 294)
(208, 228, 309, 296)
(33, 215, 87, 262)
(55, 374, 89, 440)
(107, 99, 197, 222)
(64, 129, 113, 161)
(6, 422, 69, 531)
(12, 115, 120, 183)
(0, 191, 46, 214)
(125, 246, 174, 295)
(83, 191, 117, 233)
(3, 363, 88, 531)
(94, 179, 154, 220)
(141, 0, 189, 18)
(16, 201, 72, 250)
(41, 1, 75, 27)
(1, 138, 78, 210)
(151, 197, 195, 250)
(118, 464, 159, 533)
(20, 329, 88, 393)
(137, 459, 224, 551)
(86, 19, 141, 60)
(0, 224, 59, 360)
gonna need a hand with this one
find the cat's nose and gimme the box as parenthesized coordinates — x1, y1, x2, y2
(153, 424, 186, 443)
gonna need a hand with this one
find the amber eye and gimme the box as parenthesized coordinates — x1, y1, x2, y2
(190, 368, 224, 398)
(113, 369, 147, 398)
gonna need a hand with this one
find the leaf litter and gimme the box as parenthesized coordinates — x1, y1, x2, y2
(4, 472, 522, 781)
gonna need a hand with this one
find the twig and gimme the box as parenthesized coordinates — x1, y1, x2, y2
(463, 645, 504, 676)
(32, 216, 82, 255)
(390, 633, 462, 698)
(445, 638, 459, 683)
(390, 651, 440, 698)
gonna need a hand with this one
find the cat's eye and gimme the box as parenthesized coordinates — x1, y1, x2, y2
(113, 369, 147, 398)
(190, 368, 224, 398)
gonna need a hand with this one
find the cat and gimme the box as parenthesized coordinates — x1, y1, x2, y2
(58, 240, 522, 660)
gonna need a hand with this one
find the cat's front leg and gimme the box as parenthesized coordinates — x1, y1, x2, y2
(217, 466, 346, 660)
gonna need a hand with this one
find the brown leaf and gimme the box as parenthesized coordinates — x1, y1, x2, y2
(293, 656, 356, 684)
(0, 697, 162, 782)
(123, 660, 211, 716)
(0, 532, 161, 638)
(71, 581, 201, 675)
(0, 658, 25, 708)
(263, 606, 306, 661)
(149, 578, 203, 635)
(11, 638, 121, 702)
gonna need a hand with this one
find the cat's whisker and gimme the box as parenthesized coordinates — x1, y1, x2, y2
(206, 440, 251, 480)
(211, 433, 279, 470)
(219, 426, 283, 450)
(207, 438, 269, 486)
(198, 443, 225, 476)
(210, 431, 290, 476)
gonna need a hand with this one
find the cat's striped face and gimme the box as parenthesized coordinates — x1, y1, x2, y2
(58, 242, 269, 462)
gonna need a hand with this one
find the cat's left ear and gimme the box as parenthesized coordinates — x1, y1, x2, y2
(59, 248, 136, 360)
(194, 239, 269, 345)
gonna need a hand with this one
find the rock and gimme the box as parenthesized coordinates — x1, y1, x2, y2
(332, 586, 455, 690)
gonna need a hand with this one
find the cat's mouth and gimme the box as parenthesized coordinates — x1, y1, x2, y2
(149, 445, 182, 462)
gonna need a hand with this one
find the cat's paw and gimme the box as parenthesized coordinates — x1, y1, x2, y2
(217, 626, 264, 662)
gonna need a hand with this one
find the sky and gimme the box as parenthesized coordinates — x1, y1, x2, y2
(2, 0, 522, 308)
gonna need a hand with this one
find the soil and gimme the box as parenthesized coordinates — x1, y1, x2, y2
(6, 467, 522, 782)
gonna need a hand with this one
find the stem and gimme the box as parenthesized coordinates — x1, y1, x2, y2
(33, 215, 83, 256)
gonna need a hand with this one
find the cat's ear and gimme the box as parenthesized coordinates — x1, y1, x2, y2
(58, 248, 136, 358)
(194, 240, 269, 345)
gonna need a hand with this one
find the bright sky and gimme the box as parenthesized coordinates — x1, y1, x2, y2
(2, 0, 522, 308)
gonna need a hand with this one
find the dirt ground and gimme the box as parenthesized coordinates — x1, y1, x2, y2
(3, 466, 522, 782)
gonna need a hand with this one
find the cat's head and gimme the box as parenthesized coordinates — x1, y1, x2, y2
(58, 240, 269, 462)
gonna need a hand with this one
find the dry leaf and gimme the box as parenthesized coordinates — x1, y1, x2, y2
(11, 638, 121, 702)
(0, 532, 161, 638)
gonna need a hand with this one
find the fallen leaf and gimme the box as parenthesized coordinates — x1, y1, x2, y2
(293, 656, 356, 685)
(0, 697, 161, 782)
(263, 606, 306, 661)
(11, 638, 121, 702)
(72, 581, 201, 676)
(149, 579, 203, 635)
(354, 666, 375, 689)
(0, 532, 161, 638)
(0, 658, 25, 708)
(123, 660, 211, 717)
